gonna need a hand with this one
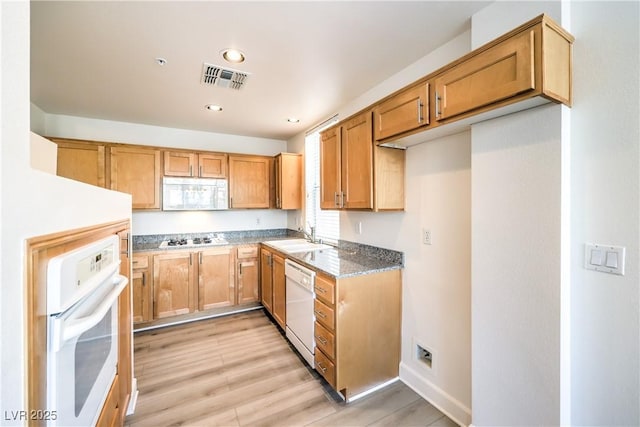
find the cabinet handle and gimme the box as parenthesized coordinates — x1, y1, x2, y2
(334, 192, 340, 207)
(239, 263, 243, 275)
(230, 197, 233, 208)
(315, 286, 326, 294)
(315, 335, 328, 345)
(142, 272, 146, 287)
(417, 99, 423, 123)
(317, 362, 327, 374)
(341, 192, 346, 208)
(132, 260, 139, 264)
(435, 90, 441, 119)
(190, 165, 193, 177)
(199, 165, 202, 177)
(314, 309, 327, 319)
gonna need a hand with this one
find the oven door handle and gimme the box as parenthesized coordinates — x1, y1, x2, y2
(52, 274, 128, 352)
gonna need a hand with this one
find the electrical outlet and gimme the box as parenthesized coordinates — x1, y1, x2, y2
(356, 221, 362, 235)
(256, 217, 261, 225)
(422, 229, 432, 245)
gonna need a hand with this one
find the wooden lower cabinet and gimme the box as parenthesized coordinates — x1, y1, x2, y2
(237, 245, 259, 304)
(272, 253, 286, 328)
(132, 254, 152, 323)
(260, 248, 274, 313)
(198, 247, 235, 310)
(260, 247, 286, 328)
(153, 252, 195, 318)
(134, 245, 261, 324)
(96, 374, 120, 427)
(313, 269, 402, 400)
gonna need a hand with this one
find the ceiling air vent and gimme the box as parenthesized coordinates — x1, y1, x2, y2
(201, 63, 249, 90)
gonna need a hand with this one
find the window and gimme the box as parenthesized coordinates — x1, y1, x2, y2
(305, 119, 339, 244)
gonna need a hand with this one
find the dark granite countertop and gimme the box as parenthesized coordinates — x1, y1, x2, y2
(261, 241, 402, 278)
(133, 229, 403, 278)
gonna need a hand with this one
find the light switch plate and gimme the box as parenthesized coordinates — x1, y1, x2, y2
(584, 243, 625, 275)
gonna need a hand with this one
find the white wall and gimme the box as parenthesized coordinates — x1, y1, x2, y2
(40, 113, 290, 235)
(570, 2, 639, 424)
(1, 3, 132, 422)
(472, 104, 564, 425)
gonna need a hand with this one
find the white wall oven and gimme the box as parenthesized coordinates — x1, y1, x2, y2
(46, 235, 128, 426)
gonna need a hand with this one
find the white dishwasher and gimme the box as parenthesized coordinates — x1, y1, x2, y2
(285, 259, 316, 367)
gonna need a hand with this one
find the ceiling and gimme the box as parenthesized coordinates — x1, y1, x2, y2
(31, 1, 490, 141)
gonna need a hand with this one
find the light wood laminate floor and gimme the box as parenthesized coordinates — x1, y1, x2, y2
(125, 310, 457, 427)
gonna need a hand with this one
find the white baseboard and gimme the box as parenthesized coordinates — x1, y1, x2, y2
(399, 362, 471, 426)
(126, 377, 139, 415)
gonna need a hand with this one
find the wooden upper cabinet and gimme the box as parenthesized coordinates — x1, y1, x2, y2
(198, 247, 235, 310)
(164, 151, 227, 178)
(434, 16, 573, 122)
(53, 138, 106, 187)
(320, 112, 387, 211)
(199, 153, 227, 178)
(274, 153, 302, 210)
(373, 82, 429, 141)
(341, 112, 373, 209)
(163, 151, 196, 177)
(319, 126, 342, 209)
(228, 155, 270, 208)
(110, 146, 161, 209)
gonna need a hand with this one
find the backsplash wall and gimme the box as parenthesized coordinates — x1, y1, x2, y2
(132, 210, 288, 236)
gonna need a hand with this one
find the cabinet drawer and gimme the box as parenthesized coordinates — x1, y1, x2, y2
(314, 274, 335, 306)
(314, 321, 335, 359)
(132, 254, 148, 270)
(315, 348, 336, 388)
(237, 245, 258, 259)
(314, 299, 335, 330)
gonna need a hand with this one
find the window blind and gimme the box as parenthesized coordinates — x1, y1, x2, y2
(305, 123, 339, 244)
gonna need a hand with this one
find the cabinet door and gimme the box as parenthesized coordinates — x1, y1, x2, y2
(199, 153, 227, 178)
(341, 112, 373, 209)
(164, 151, 196, 177)
(272, 253, 286, 328)
(54, 139, 106, 187)
(373, 82, 429, 141)
(153, 252, 194, 318)
(237, 258, 259, 304)
(110, 146, 161, 209)
(229, 156, 270, 208)
(319, 126, 342, 209)
(198, 248, 235, 310)
(132, 270, 151, 323)
(260, 249, 273, 314)
(435, 28, 535, 121)
(276, 153, 302, 210)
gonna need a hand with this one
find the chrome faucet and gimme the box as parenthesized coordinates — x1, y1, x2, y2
(300, 225, 316, 243)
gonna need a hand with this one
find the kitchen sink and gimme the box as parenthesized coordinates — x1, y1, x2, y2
(264, 239, 332, 253)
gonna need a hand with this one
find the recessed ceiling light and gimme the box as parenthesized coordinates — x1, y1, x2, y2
(205, 104, 223, 112)
(287, 117, 300, 123)
(155, 57, 167, 66)
(222, 49, 245, 64)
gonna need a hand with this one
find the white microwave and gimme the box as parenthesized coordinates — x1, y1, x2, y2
(162, 177, 229, 210)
